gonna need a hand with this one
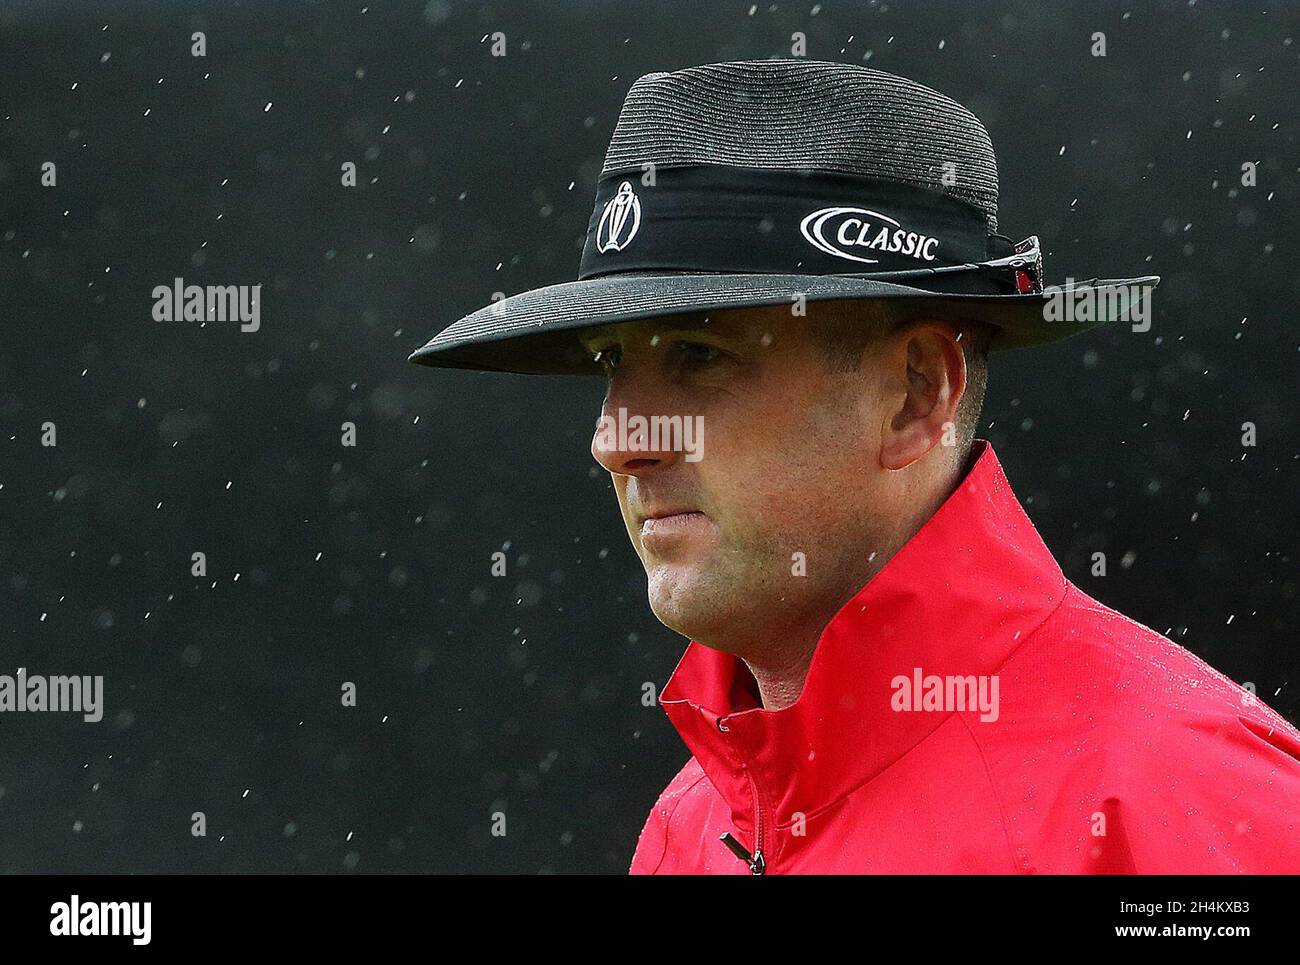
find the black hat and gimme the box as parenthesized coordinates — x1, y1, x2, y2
(408, 59, 1158, 375)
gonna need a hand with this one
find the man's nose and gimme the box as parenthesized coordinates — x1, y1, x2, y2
(590, 387, 683, 478)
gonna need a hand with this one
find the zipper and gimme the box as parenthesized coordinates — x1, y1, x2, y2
(718, 771, 768, 875)
(720, 831, 766, 875)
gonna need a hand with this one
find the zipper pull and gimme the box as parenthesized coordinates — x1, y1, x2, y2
(719, 832, 766, 875)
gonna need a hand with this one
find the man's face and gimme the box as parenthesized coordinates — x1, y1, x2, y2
(586, 304, 898, 650)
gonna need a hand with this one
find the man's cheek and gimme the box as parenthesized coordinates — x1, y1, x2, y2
(743, 487, 827, 565)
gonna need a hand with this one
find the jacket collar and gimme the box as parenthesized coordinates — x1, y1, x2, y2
(657, 440, 1067, 842)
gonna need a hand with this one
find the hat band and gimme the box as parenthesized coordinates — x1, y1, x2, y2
(578, 163, 996, 282)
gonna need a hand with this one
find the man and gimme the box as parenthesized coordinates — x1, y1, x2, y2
(409, 60, 1300, 874)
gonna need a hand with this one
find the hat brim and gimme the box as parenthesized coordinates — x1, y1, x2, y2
(407, 272, 1161, 375)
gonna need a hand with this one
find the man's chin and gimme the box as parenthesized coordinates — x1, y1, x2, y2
(644, 563, 728, 640)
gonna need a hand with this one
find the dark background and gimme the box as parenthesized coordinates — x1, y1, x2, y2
(0, 0, 1295, 873)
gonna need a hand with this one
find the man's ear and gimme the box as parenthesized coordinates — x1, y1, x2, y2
(878, 322, 967, 471)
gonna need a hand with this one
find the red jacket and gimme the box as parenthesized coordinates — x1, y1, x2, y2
(630, 441, 1300, 874)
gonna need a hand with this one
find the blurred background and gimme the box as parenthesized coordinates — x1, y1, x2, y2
(0, 0, 1296, 873)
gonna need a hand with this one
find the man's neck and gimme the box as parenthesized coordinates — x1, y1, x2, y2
(742, 618, 832, 712)
(739, 450, 976, 710)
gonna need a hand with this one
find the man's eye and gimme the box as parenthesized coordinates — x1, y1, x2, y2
(677, 342, 723, 367)
(593, 346, 622, 373)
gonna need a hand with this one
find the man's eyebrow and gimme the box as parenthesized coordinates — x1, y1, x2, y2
(578, 327, 618, 349)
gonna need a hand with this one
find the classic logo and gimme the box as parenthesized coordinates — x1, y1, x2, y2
(800, 206, 941, 265)
(596, 180, 642, 253)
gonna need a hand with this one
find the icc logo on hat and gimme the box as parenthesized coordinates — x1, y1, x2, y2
(596, 180, 642, 253)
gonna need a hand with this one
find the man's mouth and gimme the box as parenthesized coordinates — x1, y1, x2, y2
(639, 510, 712, 543)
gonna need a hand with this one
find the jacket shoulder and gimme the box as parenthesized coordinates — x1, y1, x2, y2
(1047, 583, 1297, 737)
(976, 582, 1300, 872)
(628, 757, 712, 875)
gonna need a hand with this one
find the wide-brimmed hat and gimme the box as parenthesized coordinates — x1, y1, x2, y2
(408, 60, 1158, 375)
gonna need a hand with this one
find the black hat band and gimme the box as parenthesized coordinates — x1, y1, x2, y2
(578, 163, 1002, 285)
